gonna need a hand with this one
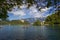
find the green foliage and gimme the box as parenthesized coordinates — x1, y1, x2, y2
(46, 0, 59, 8)
(46, 0, 52, 8)
(26, 0, 34, 4)
(0, 20, 30, 25)
(0, 0, 23, 20)
(9, 20, 30, 25)
(33, 20, 41, 26)
(0, 7, 8, 20)
(45, 10, 60, 24)
(15, 0, 22, 5)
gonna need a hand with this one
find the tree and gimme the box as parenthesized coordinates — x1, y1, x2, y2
(45, 10, 60, 24)
(33, 20, 41, 26)
(46, 0, 59, 8)
(0, 0, 23, 20)
(0, 0, 8, 20)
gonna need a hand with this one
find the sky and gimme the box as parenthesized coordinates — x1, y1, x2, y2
(7, 4, 56, 20)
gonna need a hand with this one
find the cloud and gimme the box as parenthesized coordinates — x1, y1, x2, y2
(41, 7, 48, 12)
(28, 4, 51, 18)
(11, 10, 26, 16)
(8, 6, 26, 17)
(29, 4, 42, 18)
(8, 4, 55, 20)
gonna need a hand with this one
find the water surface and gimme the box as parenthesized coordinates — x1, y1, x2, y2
(0, 25, 60, 40)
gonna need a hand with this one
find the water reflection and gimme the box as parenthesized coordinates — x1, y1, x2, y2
(0, 25, 60, 40)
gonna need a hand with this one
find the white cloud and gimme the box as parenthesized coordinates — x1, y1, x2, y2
(34, 13, 42, 18)
(29, 4, 42, 18)
(8, 9, 26, 17)
(8, 4, 54, 20)
(41, 7, 49, 12)
(12, 10, 25, 16)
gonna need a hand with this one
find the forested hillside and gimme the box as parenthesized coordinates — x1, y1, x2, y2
(45, 10, 60, 24)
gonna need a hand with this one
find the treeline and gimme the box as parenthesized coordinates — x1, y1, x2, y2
(0, 20, 30, 25)
(33, 20, 41, 26)
(45, 10, 60, 24)
(0, 20, 42, 26)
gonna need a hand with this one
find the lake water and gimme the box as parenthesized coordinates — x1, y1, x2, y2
(0, 25, 60, 40)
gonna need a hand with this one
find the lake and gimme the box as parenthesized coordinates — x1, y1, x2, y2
(0, 25, 60, 40)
